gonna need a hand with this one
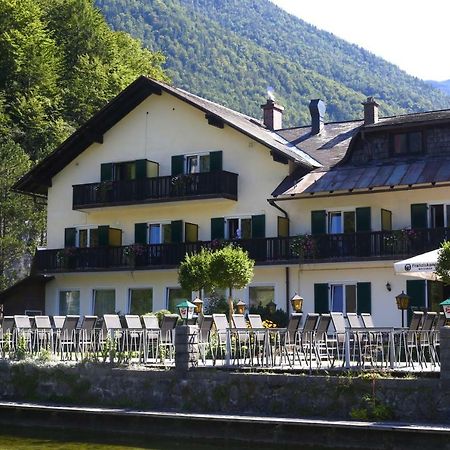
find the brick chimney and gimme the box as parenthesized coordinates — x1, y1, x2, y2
(309, 99, 326, 135)
(362, 97, 379, 125)
(261, 99, 284, 130)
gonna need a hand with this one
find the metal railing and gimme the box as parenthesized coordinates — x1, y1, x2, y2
(72, 170, 238, 209)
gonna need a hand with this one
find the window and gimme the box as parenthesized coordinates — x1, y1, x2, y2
(429, 204, 450, 228)
(93, 289, 115, 316)
(328, 211, 355, 234)
(226, 217, 252, 239)
(392, 131, 423, 155)
(149, 223, 172, 244)
(167, 287, 191, 313)
(203, 287, 227, 313)
(249, 286, 275, 309)
(186, 154, 210, 174)
(330, 284, 356, 314)
(129, 288, 153, 315)
(114, 161, 136, 181)
(59, 290, 80, 315)
(78, 228, 99, 247)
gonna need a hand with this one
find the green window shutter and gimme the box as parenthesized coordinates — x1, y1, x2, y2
(100, 163, 113, 182)
(135, 159, 147, 179)
(209, 151, 223, 171)
(171, 155, 185, 176)
(251, 214, 266, 238)
(356, 207, 371, 232)
(211, 217, 224, 240)
(311, 210, 326, 235)
(357, 282, 371, 314)
(171, 220, 183, 243)
(411, 203, 428, 229)
(98, 225, 110, 246)
(64, 228, 76, 247)
(135, 223, 148, 244)
(314, 283, 329, 314)
(406, 279, 426, 323)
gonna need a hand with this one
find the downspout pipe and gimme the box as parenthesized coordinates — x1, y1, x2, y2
(268, 198, 290, 312)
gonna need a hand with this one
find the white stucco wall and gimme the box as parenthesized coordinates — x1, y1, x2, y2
(46, 92, 289, 248)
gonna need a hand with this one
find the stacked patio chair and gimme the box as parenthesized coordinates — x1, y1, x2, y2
(57, 315, 80, 360)
(142, 315, 160, 361)
(434, 312, 446, 364)
(14, 315, 33, 354)
(282, 313, 302, 366)
(124, 315, 145, 361)
(403, 311, 424, 368)
(297, 313, 319, 368)
(313, 314, 332, 367)
(101, 314, 125, 360)
(247, 314, 274, 366)
(330, 312, 348, 366)
(212, 313, 230, 364)
(0, 316, 14, 356)
(51, 316, 65, 331)
(418, 312, 438, 367)
(198, 315, 213, 365)
(77, 315, 98, 358)
(34, 315, 54, 353)
(360, 313, 375, 328)
(232, 314, 253, 364)
(159, 314, 178, 362)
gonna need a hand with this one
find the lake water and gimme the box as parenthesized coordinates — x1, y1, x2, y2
(0, 429, 312, 450)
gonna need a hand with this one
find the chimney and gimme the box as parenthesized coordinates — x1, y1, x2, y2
(261, 99, 284, 130)
(362, 97, 379, 125)
(309, 99, 326, 135)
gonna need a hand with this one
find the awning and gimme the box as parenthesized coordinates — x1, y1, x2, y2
(393, 249, 440, 281)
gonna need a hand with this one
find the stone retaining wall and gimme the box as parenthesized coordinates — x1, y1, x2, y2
(0, 361, 448, 423)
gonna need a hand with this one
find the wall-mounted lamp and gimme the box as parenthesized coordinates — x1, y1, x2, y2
(386, 282, 392, 292)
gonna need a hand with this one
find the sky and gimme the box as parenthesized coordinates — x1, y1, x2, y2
(271, 0, 450, 81)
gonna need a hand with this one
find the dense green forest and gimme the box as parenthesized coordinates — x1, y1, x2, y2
(429, 80, 450, 96)
(0, 0, 166, 290)
(96, 0, 450, 126)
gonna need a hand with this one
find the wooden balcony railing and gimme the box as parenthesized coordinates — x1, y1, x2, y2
(34, 227, 450, 273)
(72, 170, 238, 209)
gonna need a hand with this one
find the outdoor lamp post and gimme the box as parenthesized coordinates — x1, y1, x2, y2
(440, 299, 450, 321)
(193, 297, 203, 315)
(395, 290, 410, 328)
(176, 300, 196, 325)
(235, 300, 246, 315)
(290, 293, 304, 313)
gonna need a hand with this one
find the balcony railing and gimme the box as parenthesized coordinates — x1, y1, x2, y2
(34, 227, 450, 273)
(72, 171, 238, 209)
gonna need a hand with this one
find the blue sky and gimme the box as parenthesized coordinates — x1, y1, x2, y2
(271, 0, 450, 81)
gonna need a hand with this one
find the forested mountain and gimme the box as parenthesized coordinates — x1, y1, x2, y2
(0, 0, 166, 290)
(428, 80, 450, 96)
(96, 0, 450, 126)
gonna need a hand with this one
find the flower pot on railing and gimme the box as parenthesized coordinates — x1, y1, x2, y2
(383, 228, 418, 254)
(123, 244, 146, 267)
(56, 247, 77, 269)
(291, 234, 316, 260)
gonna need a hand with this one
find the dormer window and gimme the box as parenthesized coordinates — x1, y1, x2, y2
(391, 130, 423, 156)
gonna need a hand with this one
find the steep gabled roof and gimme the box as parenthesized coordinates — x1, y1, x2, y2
(14, 76, 321, 196)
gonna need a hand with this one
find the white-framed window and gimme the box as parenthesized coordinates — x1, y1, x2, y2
(330, 283, 357, 314)
(166, 287, 191, 313)
(185, 153, 210, 174)
(128, 288, 153, 315)
(148, 222, 172, 244)
(59, 290, 80, 315)
(249, 285, 275, 309)
(77, 227, 99, 248)
(327, 210, 355, 234)
(92, 289, 115, 316)
(225, 216, 252, 239)
(429, 204, 450, 228)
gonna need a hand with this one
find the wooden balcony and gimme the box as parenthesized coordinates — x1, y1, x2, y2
(34, 227, 449, 274)
(72, 171, 238, 209)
